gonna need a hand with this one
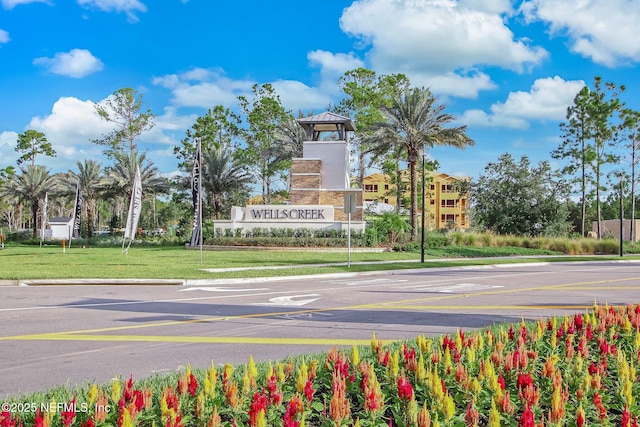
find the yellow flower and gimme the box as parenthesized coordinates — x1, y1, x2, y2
(247, 355, 258, 388)
(111, 377, 122, 403)
(88, 384, 98, 405)
(351, 344, 360, 366)
(255, 409, 266, 427)
(442, 393, 455, 421)
(389, 350, 400, 378)
(204, 362, 217, 398)
(296, 362, 309, 394)
(416, 353, 427, 383)
(488, 401, 500, 427)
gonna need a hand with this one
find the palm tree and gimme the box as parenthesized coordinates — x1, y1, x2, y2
(202, 145, 254, 219)
(368, 87, 474, 240)
(101, 151, 170, 228)
(59, 159, 104, 238)
(0, 165, 55, 238)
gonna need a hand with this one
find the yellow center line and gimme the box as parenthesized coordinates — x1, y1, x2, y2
(4, 333, 373, 345)
(3, 276, 639, 343)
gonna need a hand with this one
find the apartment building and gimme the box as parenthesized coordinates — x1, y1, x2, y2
(363, 171, 470, 230)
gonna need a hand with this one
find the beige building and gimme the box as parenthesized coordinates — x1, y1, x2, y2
(363, 171, 470, 230)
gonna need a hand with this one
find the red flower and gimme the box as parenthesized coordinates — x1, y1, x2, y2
(498, 374, 506, 390)
(518, 404, 535, 427)
(397, 374, 413, 400)
(249, 391, 269, 427)
(517, 373, 533, 389)
(304, 380, 314, 402)
(61, 398, 76, 427)
(188, 372, 198, 397)
(622, 407, 632, 427)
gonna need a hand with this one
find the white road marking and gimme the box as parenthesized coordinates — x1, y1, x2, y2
(253, 294, 320, 307)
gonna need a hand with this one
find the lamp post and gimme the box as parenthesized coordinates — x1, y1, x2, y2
(619, 174, 624, 257)
(420, 146, 426, 263)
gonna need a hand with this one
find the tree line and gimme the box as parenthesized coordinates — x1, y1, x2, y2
(0, 72, 635, 242)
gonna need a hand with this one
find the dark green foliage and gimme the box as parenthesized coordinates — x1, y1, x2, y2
(471, 153, 572, 237)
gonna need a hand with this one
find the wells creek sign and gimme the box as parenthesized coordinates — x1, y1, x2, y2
(244, 205, 335, 221)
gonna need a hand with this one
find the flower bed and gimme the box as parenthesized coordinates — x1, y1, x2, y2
(2, 301, 640, 426)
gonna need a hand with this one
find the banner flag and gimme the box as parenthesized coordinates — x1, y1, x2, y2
(72, 182, 83, 239)
(41, 192, 48, 240)
(190, 138, 202, 248)
(124, 165, 143, 241)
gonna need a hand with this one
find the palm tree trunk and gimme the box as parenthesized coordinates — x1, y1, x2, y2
(409, 154, 418, 241)
(31, 200, 38, 239)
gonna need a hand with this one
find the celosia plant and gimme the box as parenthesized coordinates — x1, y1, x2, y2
(3, 301, 640, 426)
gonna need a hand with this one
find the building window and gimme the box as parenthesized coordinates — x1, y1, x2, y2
(384, 184, 389, 190)
(364, 184, 379, 192)
(430, 199, 435, 205)
(441, 200, 456, 208)
(430, 184, 435, 191)
(442, 184, 452, 193)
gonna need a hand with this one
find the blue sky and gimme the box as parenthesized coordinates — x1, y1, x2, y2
(1, 0, 639, 188)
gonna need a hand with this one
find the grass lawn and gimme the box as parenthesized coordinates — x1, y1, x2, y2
(0, 243, 636, 281)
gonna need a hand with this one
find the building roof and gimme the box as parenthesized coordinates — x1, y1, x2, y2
(49, 216, 72, 223)
(297, 112, 356, 132)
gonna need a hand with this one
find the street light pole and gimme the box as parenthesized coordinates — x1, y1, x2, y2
(421, 147, 426, 263)
(619, 174, 624, 257)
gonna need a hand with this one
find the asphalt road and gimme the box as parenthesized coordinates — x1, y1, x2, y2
(1, 259, 639, 397)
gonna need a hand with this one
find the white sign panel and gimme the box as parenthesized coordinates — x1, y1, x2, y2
(244, 205, 334, 221)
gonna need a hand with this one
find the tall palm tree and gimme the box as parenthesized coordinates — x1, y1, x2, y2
(0, 165, 55, 238)
(59, 159, 104, 238)
(101, 151, 170, 228)
(368, 87, 474, 239)
(203, 145, 254, 219)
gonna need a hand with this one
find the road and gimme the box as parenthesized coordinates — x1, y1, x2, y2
(1, 259, 639, 396)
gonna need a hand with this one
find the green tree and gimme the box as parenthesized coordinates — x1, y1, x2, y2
(367, 86, 474, 240)
(335, 68, 409, 187)
(101, 151, 170, 229)
(174, 106, 242, 172)
(587, 77, 625, 238)
(93, 88, 155, 158)
(619, 108, 640, 241)
(237, 83, 291, 203)
(552, 86, 593, 237)
(202, 145, 254, 219)
(16, 130, 56, 166)
(0, 165, 55, 238)
(59, 159, 104, 238)
(471, 153, 571, 236)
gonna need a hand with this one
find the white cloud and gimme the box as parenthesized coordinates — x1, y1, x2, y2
(520, 0, 640, 66)
(339, 0, 548, 98)
(153, 68, 255, 108)
(270, 80, 333, 111)
(0, 131, 19, 170)
(33, 49, 104, 78)
(77, 0, 147, 23)
(307, 50, 365, 92)
(28, 96, 112, 149)
(154, 53, 362, 113)
(1, 0, 47, 9)
(20, 96, 197, 173)
(0, 29, 9, 44)
(460, 76, 585, 129)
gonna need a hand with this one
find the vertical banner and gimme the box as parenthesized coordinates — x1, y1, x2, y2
(190, 137, 203, 249)
(41, 192, 48, 242)
(124, 165, 143, 241)
(72, 182, 83, 239)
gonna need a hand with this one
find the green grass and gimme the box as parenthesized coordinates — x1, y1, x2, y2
(0, 243, 637, 281)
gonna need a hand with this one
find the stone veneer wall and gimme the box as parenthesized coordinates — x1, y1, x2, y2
(321, 190, 363, 221)
(291, 159, 321, 174)
(290, 158, 363, 221)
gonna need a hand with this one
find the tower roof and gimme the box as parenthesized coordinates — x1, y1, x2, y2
(297, 112, 356, 132)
